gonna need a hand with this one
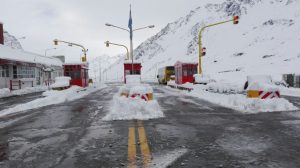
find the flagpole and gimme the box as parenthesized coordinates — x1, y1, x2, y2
(129, 5, 134, 74)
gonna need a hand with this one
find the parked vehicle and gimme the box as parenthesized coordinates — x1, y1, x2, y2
(157, 66, 175, 84)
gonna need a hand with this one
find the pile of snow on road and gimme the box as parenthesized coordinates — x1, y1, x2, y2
(189, 85, 298, 113)
(103, 95, 164, 121)
(207, 82, 244, 94)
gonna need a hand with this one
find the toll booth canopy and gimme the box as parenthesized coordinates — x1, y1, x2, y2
(64, 63, 89, 87)
(124, 63, 142, 83)
(174, 61, 198, 85)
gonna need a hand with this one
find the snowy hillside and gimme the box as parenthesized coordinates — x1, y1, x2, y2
(105, 0, 300, 84)
(89, 54, 122, 82)
(3, 30, 23, 50)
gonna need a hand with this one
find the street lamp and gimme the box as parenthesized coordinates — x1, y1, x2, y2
(198, 16, 239, 74)
(44, 47, 56, 56)
(105, 22, 154, 73)
(53, 39, 88, 62)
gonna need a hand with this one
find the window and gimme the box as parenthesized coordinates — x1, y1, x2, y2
(13, 66, 35, 79)
(187, 66, 194, 76)
(183, 66, 188, 76)
(0, 65, 9, 77)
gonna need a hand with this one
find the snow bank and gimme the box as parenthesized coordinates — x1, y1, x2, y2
(207, 82, 244, 94)
(0, 84, 107, 118)
(0, 88, 10, 98)
(247, 82, 279, 92)
(126, 75, 141, 85)
(193, 74, 214, 84)
(280, 87, 300, 97)
(247, 75, 272, 85)
(0, 86, 48, 98)
(50, 76, 71, 88)
(129, 85, 153, 96)
(187, 85, 298, 113)
(103, 94, 164, 121)
(167, 80, 176, 86)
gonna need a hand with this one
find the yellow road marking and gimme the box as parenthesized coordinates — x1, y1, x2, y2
(128, 127, 136, 168)
(137, 121, 151, 167)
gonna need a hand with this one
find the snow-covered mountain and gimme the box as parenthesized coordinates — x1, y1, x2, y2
(3, 30, 23, 50)
(105, 0, 300, 83)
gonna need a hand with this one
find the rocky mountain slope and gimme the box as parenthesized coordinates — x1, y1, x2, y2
(3, 30, 23, 50)
(105, 0, 300, 83)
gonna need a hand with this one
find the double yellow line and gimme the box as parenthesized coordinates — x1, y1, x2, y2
(128, 120, 151, 168)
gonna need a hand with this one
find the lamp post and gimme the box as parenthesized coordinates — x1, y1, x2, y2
(198, 16, 239, 74)
(53, 39, 88, 62)
(105, 14, 154, 74)
(44, 47, 56, 56)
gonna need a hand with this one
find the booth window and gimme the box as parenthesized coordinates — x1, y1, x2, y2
(0, 65, 9, 78)
(13, 66, 35, 78)
(183, 66, 188, 76)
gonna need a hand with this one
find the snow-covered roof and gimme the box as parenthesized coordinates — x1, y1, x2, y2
(63, 62, 88, 66)
(63, 62, 89, 69)
(0, 44, 62, 67)
(124, 60, 141, 64)
(175, 61, 198, 65)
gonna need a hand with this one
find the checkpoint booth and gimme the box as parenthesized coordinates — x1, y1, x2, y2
(174, 61, 198, 84)
(124, 62, 142, 83)
(63, 63, 89, 87)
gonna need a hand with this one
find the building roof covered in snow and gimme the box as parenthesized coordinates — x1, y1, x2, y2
(0, 44, 62, 67)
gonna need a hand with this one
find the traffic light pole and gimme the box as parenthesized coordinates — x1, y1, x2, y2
(53, 39, 87, 62)
(104, 41, 129, 60)
(198, 18, 237, 74)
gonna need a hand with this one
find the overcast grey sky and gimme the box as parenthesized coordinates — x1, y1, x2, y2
(1, 0, 223, 62)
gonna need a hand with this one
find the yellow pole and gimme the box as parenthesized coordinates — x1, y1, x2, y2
(105, 41, 130, 60)
(198, 19, 234, 74)
(53, 39, 87, 62)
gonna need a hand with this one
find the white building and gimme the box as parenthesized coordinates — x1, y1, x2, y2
(0, 22, 63, 90)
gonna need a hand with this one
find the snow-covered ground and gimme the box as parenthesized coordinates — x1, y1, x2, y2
(166, 83, 298, 113)
(0, 83, 106, 118)
(280, 87, 300, 98)
(0, 86, 49, 99)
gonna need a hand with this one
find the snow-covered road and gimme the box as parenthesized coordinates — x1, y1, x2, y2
(0, 84, 300, 168)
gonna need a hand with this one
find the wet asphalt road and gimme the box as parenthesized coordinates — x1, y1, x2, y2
(0, 92, 44, 111)
(0, 84, 300, 168)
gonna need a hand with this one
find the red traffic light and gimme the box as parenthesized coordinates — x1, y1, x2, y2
(54, 40, 58, 45)
(105, 41, 110, 47)
(233, 16, 239, 24)
(202, 47, 206, 56)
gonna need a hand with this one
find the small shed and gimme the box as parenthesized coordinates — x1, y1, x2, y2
(63, 63, 89, 87)
(124, 62, 142, 83)
(174, 61, 198, 85)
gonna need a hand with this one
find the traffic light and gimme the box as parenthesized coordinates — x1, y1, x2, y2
(105, 41, 110, 47)
(82, 56, 86, 62)
(54, 39, 58, 45)
(233, 16, 239, 24)
(202, 47, 206, 56)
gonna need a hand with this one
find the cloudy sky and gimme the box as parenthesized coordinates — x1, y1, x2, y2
(1, 0, 223, 62)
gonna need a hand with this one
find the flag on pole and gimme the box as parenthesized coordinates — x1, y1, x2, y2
(128, 5, 133, 40)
